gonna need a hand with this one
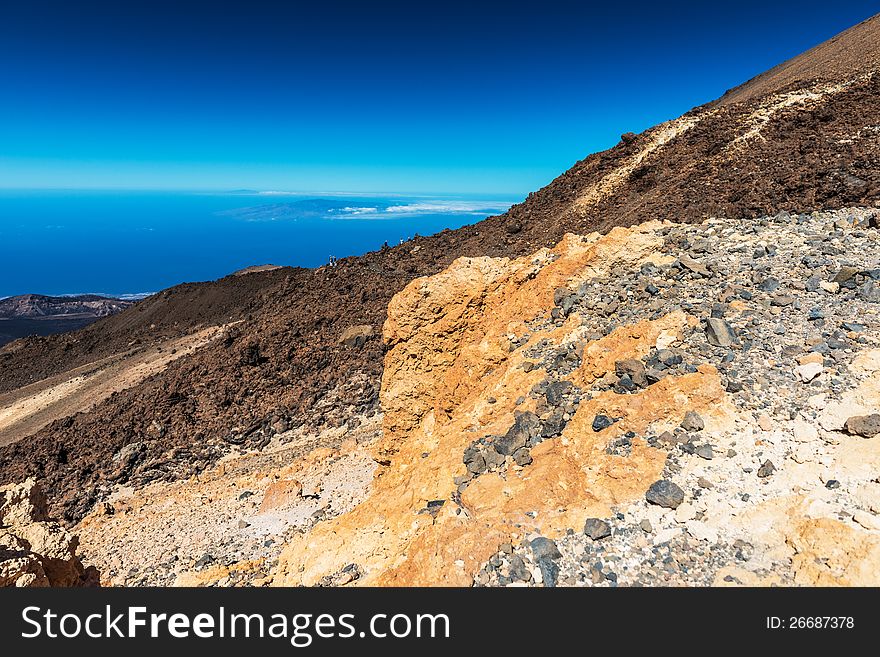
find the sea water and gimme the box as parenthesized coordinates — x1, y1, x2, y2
(0, 189, 515, 298)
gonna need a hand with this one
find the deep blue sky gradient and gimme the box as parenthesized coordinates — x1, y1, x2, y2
(1, 1, 877, 194)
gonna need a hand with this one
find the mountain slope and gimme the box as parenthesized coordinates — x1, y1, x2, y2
(715, 13, 880, 105)
(0, 270, 291, 394)
(0, 13, 878, 524)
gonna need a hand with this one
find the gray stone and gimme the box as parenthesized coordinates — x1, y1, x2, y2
(695, 445, 714, 460)
(508, 554, 529, 581)
(463, 445, 487, 474)
(857, 281, 880, 303)
(770, 294, 795, 307)
(756, 460, 776, 478)
(530, 536, 561, 561)
(539, 408, 567, 439)
(545, 380, 573, 406)
(537, 558, 559, 588)
(832, 266, 861, 283)
(495, 412, 540, 455)
(615, 358, 648, 388)
(592, 414, 615, 432)
(512, 447, 533, 466)
(705, 318, 737, 347)
(679, 254, 710, 277)
(680, 411, 705, 432)
(583, 518, 612, 540)
(645, 480, 685, 509)
(484, 449, 506, 469)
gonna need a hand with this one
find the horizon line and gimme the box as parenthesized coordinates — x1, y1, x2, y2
(0, 186, 528, 199)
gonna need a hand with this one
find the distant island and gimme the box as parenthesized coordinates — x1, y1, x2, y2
(0, 294, 135, 347)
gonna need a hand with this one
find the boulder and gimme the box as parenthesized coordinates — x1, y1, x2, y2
(845, 414, 880, 438)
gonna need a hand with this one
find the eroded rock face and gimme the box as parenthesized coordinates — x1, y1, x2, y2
(0, 478, 98, 587)
(273, 223, 735, 586)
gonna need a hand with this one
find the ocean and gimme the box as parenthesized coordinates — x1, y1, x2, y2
(0, 190, 516, 298)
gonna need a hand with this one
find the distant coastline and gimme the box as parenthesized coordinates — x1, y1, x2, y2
(0, 293, 140, 347)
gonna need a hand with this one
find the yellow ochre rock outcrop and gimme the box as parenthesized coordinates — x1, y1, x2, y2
(273, 223, 735, 586)
(1, 478, 98, 587)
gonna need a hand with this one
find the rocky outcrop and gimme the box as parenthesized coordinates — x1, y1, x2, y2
(0, 478, 98, 587)
(273, 222, 736, 586)
(272, 207, 880, 587)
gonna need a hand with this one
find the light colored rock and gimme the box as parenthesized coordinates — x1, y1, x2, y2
(655, 329, 677, 350)
(854, 482, 880, 514)
(0, 477, 48, 526)
(807, 393, 827, 409)
(819, 281, 840, 293)
(685, 520, 718, 543)
(820, 402, 869, 431)
(674, 502, 696, 523)
(0, 479, 97, 587)
(653, 527, 680, 545)
(853, 510, 880, 531)
(791, 444, 814, 464)
(796, 362, 823, 382)
(792, 417, 819, 443)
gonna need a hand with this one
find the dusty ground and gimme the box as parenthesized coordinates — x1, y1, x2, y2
(75, 417, 380, 587)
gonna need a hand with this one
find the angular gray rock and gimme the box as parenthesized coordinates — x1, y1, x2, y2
(680, 410, 705, 432)
(615, 359, 648, 388)
(583, 518, 612, 540)
(705, 318, 737, 347)
(495, 412, 541, 455)
(645, 480, 685, 509)
(530, 536, 562, 560)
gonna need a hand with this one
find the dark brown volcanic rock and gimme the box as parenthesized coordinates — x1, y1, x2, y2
(0, 273, 290, 393)
(1, 13, 879, 522)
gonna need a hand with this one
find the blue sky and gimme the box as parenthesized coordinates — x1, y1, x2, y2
(1, 1, 877, 195)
